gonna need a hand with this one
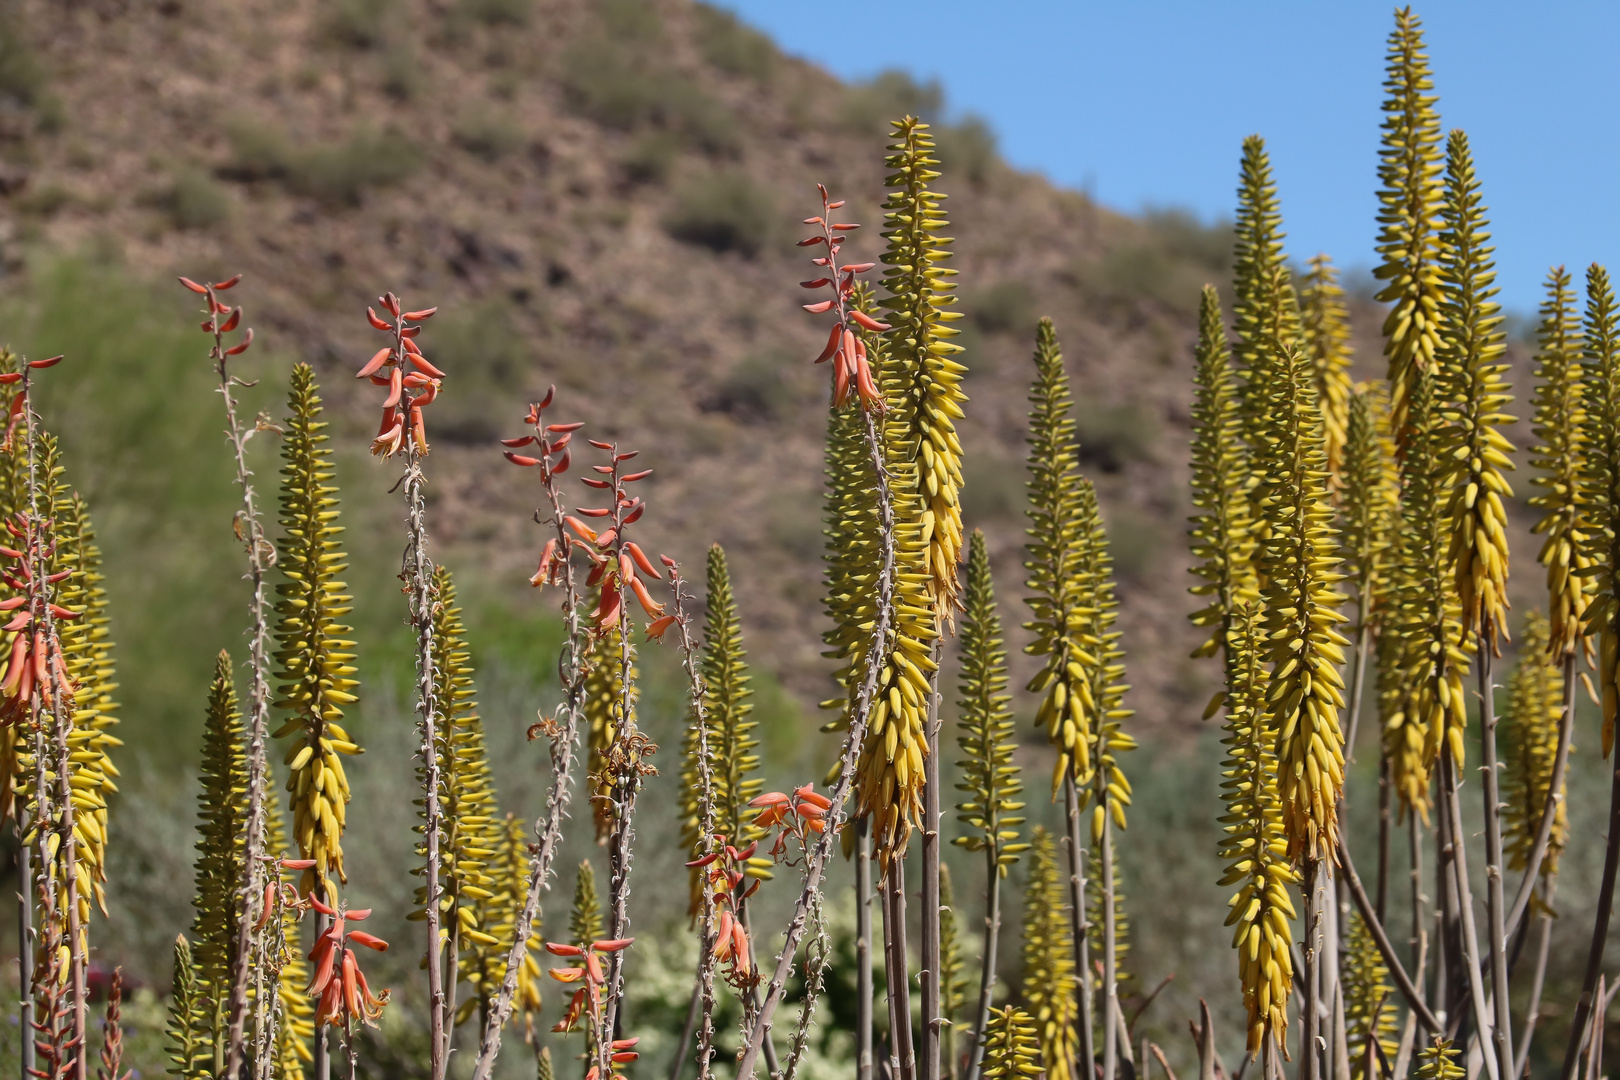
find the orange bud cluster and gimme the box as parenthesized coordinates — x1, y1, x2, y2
(357, 294, 441, 458)
(306, 887, 390, 1029)
(0, 354, 61, 451)
(504, 396, 671, 634)
(800, 184, 888, 409)
(545, 937, 636, 1041)
(0, 515, 77, 725)
(684, 840, 763, 986)
(748, 783, 832, 860)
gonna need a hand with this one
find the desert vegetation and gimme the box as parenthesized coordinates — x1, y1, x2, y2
(0, 5, 1614, 1080)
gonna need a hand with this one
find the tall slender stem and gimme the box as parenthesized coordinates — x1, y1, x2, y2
(20, 371, 86, 1080)
(665, 561, 717, 1080)
(1302, 859, 1321, 1080)
(1064, 776, 1096, 1080)
(1101, 813, 1119, 1080)
(1476, 648, 1514, 1080)
(1335, 828, 1440, 1032)
(734, 409, 897, 1080)
(1439, 752, 1498, 1080)
(1410, 813, 1428, 1002)
(195, 282, 273, 1080)
(1376, 758, 1392, 921)
(16, 835, 31, 1080)
(471, 408, 593, 1080)
(858, 818, 874, 1080)
(1344, 599, 1373, 759)
(920, 646, 944, 1080)
(1512, 877, 1556, 1080)
(314, 913, 331, 1080)
(964, 841, 1002, 1080)
(887, 856, 916, 1080)
(1558, 747, 1620, 1080)
(403, 448, 448, 1080)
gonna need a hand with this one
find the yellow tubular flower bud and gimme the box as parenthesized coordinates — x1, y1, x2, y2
(980, 1006, 1042, 1080)
(53, 488, 120, 921)
(879, 116, 968, 614)
(1528, 266, 1590, 661)
(1188, 285, 1259, 669)
(1392, 370, 1470, 796)
(1023, 319, 1092, 787)
(1301, 254, 1356, 480)
(412, 567, 504, 1001)
(1074, 481, 1136, 822)
(265, 801, 316, 1080)
(273, 364, 362, 894)
(1218, 604, 1296, 1053)
(954, 531, 1028, 874)
(1232, 136, 1303, 411)
(1017, 828, 1077, 1080)
(583, 617, 635, 844)
(187, 651, 248, 1069)
(1578, 263, 1620, 757)
(1343, 910, 1397, 1080)
(1255, 346, 1348, 860)
(1437, 128, 1515, 651)
(1415, 1037, 1465, 1080)
(1375, 7, 1447, 448)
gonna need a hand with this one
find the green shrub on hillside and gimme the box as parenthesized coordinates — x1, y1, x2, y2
(666, 170, 775, 255)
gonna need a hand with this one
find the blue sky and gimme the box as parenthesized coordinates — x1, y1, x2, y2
(710, 2, 1620, 314)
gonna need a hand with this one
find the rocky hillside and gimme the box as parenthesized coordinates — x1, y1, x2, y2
(0, 0, 1409, 748)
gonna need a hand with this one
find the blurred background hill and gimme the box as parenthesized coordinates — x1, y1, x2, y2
(0, 1, 1597, 1075)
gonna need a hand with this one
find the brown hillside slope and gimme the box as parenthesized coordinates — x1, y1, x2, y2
(1, 0, 1359, 741)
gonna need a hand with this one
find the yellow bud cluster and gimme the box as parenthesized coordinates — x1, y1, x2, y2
(879, 116, 968, 614)
(1342, 386, 1402, 618)
(410, 568, 505, 974)
(52, 489, 121, 922)
(1415, 1037, 1465, 1080)
(953, 530, 1027, 875)
(1527, 266, 1590, 660)
(1017, 827, 1077, 1080)
(272, 364, 362, 891)
(1023, 319, 1094, 785)
(1188, 285, 1259, 666)
(980, 1006, 1042, 1080)
(1074, 481, 1136, 827)
(188, 652, 249, 1049)
(1578, 264, 1620, 757)
(265, 800, 315, 1080)
(1343, 910, 1397, 1080)
(856, 451, 936, 862)
(678, 543, 769, 914)
(1301, 255, 1356, 479)
(1374, 7, 1447, 447)
(1501, 612, 1569, 877)
(1254, 346, 1348, 861)
(1437, 129, 1515, 651)
(583, 618, 635, 844)
(1217, 604, 1296, 1053)
(461, 813, 543, 1030)
(1232, 136, 1303, 415)
(1388, 370, 1470, 808)
(10, 435, 113, 950)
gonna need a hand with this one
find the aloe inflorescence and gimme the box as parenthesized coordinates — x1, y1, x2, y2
(1375, 7, 1446, 447)
(1529, 267, 1590, 660)
(273, 363, 362, 896)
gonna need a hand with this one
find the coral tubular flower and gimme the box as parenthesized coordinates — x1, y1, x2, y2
(305, 893, 389, 1029)
(359, 295, 440, 458)
(800, 185, 887, 410)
